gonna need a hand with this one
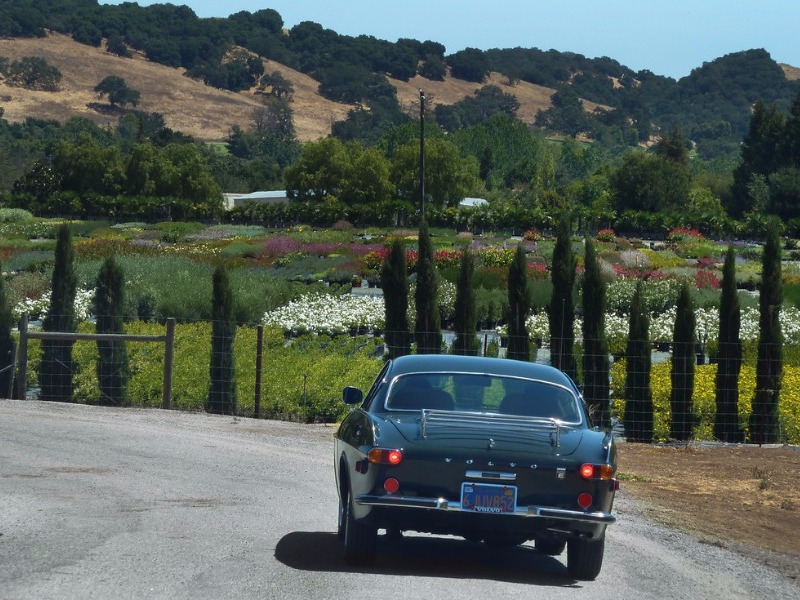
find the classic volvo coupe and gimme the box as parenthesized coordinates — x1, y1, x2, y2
(334, 354, 617, 580)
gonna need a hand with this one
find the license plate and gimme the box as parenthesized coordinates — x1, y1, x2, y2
(461, 482, 517, 514)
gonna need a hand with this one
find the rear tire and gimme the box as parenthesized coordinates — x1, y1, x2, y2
(535, 539, 567, 556)
(567, 534, 605, 580)
(342, 487, 377, 566)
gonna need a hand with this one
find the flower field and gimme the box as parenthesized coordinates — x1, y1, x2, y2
(3, 216, 800, 440)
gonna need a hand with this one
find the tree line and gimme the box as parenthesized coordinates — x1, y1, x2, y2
(379, 216, 783, 443)
(3, 93, 800, 237)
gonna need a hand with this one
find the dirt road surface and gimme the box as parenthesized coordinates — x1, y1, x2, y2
(1, 400, 797, 599)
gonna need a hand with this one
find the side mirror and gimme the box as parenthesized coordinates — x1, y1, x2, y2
(343, 386, 363, 405)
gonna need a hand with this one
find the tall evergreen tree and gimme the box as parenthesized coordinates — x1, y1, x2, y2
(0, 262, 14, 398)
(624, 281, 653, 443)
(581, 237, 610, 427)
(380, 238, 411, 359)
(751, 219, 783, 443)
(207, 264, 237, 415)
(731, 101, 787, 216)
(548, 211, 577, 379)
(414, 219, 442, 354)
(715, 245, 744, 442)
(506, 244, 531, 362)
(670, 283, 696, 441)
(452, 248, 479, 356)
(94, 256, 129, 406)
(39, 225, 77, 403)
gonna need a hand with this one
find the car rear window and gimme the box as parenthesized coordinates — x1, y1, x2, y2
(386, 373, 580, 422)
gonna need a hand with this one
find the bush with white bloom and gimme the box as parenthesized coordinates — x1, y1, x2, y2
(13, 288, 95, 322)
(500, 305, 800, 352)
(263, 293, 385, 335)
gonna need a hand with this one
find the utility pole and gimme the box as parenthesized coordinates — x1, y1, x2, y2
(419, 88, 425, 218)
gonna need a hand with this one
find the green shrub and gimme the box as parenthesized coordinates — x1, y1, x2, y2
(0, 208, 34, 223)
(528, 279, 553, 312)
(155, 221, 205, 243)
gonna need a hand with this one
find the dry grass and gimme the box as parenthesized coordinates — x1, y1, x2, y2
(0, 32, 594, 143)
(781, 63, 800, 81)
(391, 70, 609, 124)
(0, 32, 351, 142)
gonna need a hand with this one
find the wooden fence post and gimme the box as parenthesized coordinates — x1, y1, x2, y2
(162, 318, 175, 409)
(15, 312, 28, 400)
(254, 325, 263, 419)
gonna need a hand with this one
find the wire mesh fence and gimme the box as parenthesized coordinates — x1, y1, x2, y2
(6, 317, 799, 444)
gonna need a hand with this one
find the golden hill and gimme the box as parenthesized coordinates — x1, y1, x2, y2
(781, 63, 800, 81)
(0, 32, 593, 142)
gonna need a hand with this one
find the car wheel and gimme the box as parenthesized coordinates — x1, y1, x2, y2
(535, 539, 566, 556)
(567, 534, 605, 581)
(342, 487, 377, 566)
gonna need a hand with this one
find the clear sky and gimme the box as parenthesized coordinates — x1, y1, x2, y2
(99, 0, 799, 79)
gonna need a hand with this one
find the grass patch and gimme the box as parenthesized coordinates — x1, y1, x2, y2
(617, 472, 652, 483)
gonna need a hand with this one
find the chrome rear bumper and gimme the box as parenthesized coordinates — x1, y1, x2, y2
(355, 493, 615, 524)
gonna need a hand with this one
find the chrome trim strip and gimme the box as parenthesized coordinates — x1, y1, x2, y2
(355, 494, 615, 524)
(421, 409, 563, 447)
(465, 469, 517, 481)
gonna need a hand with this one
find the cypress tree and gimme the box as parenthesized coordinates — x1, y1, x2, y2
(94, 256, 129, 406)
(39, 225, 77, 403)
(751, 219, 783, 443)
(582, 236, 610, 427)
(380, 238, 411, 359)
(414, 219, 441, 354)
(670, 283, 696, 441)
(506, 244, 531, 362)
(714, 245, 744, 442)
(453, 248, 479, 356)
(624, 281, 653, 443)
(548, 211, 577, 379)
(0, 263, 14, 398)
(207, 264, 237, 415)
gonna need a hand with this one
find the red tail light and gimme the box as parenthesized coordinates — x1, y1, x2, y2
(577, 493, 593, 509)
(384, 478, 400, 494)
(368, 448, 403, 465)
(579, 463, 615, 480)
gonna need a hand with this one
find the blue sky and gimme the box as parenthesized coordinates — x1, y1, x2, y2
(99, 1, 799, 79)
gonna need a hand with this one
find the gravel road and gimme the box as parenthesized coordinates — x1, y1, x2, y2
(1, 399, 797, 600)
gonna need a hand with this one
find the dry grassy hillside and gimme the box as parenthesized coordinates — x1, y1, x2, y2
(0, 32, 351, 142)
(390, 71, 607, 123)
(0, 32, 595, 143)
(781, 63, 800, 81)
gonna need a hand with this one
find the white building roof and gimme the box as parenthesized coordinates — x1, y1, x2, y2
(459, 197, 489, 208)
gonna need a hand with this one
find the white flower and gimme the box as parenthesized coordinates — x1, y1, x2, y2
(263, 293, 385, 334)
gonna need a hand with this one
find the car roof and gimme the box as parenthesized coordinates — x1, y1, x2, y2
(387, 354, 575, 387)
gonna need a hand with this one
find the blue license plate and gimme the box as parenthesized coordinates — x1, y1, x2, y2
(461, 482, 517, 514)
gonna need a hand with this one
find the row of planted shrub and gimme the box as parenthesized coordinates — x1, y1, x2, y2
(610, 359, 800, 444)
(17, 318, 800, 442)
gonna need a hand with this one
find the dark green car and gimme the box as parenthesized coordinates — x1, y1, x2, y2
(334, 354, 617, 580)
